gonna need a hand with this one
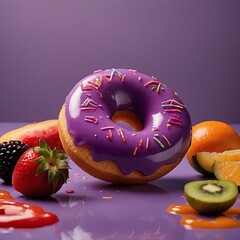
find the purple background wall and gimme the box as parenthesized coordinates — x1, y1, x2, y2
(1, 0, 240, 124)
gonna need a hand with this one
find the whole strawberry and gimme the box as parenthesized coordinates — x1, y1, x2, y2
(12, 139, 69, 197)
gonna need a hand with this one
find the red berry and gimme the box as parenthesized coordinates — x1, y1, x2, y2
(12, 139, 69, 197)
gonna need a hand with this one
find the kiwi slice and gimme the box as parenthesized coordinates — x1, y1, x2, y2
(184, 180, 238, 214)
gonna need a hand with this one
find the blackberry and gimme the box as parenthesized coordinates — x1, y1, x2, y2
(0, 140, 29, 184)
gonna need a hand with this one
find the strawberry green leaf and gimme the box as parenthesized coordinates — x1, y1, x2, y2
(36, 162, 49, 176)
(58, 161, 69, 169)
(59, 154, 68, 160)
(34, 139, 70, 192)
(52, 171, 61, 191)
(34, 148, 51, 158)
(48, 168, 55, 182)
(34, 156, 46, 163)
(39, 139, 51, 152)
(52, 149, 58, 159)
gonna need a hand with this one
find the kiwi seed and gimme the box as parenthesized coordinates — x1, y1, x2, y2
(199, 183, 223, 195)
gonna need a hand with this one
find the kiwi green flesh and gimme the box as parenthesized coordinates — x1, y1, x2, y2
(184, 180, 238, 214)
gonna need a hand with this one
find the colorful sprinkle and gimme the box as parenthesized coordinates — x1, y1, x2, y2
(121, 74, 126, 83)
(153, 136, 165, 148)
(161, 99, 185, 109)
(96, 90, 103, 98)
(168, 117, 183, 127)
(81, 107, 97, 112)
(144, 80, 160, 87)
(164, 109, 181, 113)
(150, 83, 163, 93)
(104, 74, 111, 83)
(117, 128, 126, 142)
(156, 83, 161, 93)
(110, 70, 115, 82)
(84, 116, 98, 124)
(81, 97, 90, 106)
(101, 126, 115, 131)
(163, 135, 171, 146)
(93, 69, 102, 73)
(88, 80, 99, 89)
(80, 84, 94, 92)
(112, 68, 122, 76)
(81, 98, 101, 108)
(162, 103, 184, 109)
(146, 137, 150, 150)
(133, 146, 138, 156)
(90, 99, 102, 108)
(106, 129, 113, 141)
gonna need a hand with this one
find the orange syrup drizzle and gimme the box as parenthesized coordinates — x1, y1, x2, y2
(167, 204, 240, 229)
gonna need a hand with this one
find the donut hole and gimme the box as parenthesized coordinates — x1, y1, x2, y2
(112, 109, 143, 132)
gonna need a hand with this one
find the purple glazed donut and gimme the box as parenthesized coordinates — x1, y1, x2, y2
(58, 68, 191, 184)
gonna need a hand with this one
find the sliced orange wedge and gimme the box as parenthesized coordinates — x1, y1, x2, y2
(213, 160, 240, 186)
(186, 121, 240, 176)
(195, 149, 240, 174)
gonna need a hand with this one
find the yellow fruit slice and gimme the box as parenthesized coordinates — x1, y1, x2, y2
(213, 160, 240, 186)
(196, 149, 240, 174)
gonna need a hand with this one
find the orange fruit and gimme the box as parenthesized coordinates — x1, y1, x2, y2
(214, 160, 240, 186)
(195, 149, 240, 173)
(186, 121, 240, 175)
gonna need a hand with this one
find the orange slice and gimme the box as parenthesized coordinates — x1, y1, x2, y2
(196, 149, 240, 174)
(213, 160, 240, 186)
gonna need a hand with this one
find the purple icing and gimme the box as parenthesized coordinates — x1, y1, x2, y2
(65, 69, 191, 176)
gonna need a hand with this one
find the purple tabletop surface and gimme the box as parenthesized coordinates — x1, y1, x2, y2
(0, 122, 240, 240)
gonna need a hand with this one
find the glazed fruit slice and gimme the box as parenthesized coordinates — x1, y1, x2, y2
(184, 180, 238, 214)
(195, 149, 240, 175)
(214, 160, 240, 186)
(0, 120, 63, 151)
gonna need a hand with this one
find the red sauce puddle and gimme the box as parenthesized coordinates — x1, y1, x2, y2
(167, 204, 240, 229)
(0, 190, 58, 228)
